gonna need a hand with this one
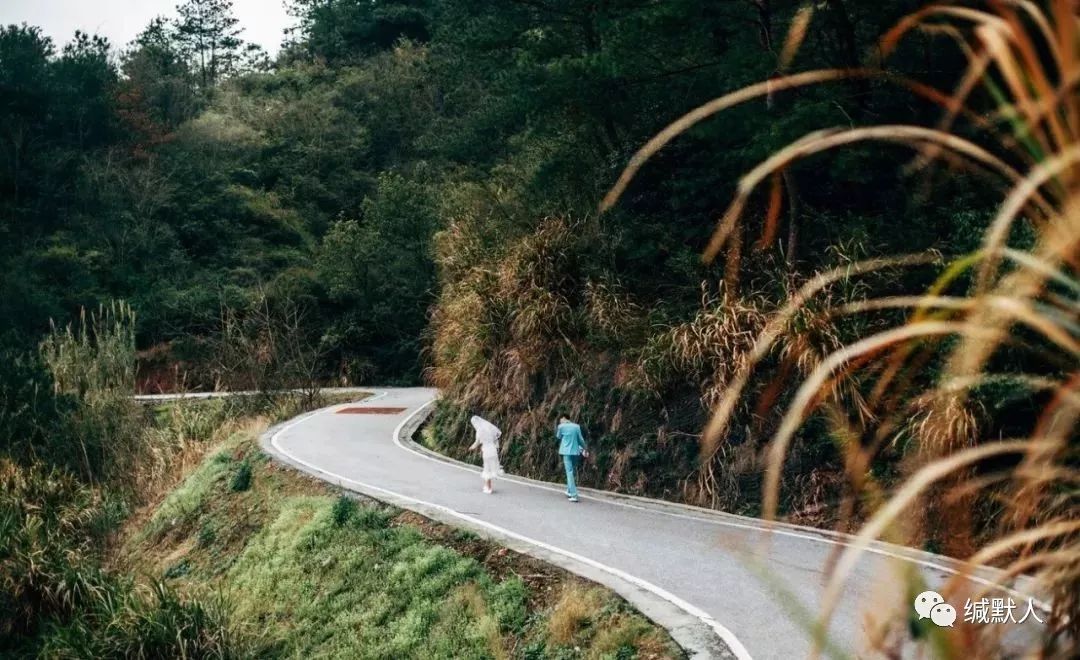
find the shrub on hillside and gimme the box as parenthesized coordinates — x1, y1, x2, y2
(230, 459, 252, 492)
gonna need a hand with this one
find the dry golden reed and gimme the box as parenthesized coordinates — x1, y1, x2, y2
(603, 1, 1078, 656)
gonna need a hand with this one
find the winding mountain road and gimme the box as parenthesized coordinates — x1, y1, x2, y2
(256, 387, 1047, 659)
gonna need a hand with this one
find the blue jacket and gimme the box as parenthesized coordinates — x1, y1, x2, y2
(556, 422, 587, 456)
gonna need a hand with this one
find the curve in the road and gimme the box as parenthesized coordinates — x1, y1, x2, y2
(269, 396, 747, 659)
(258, 387, 1047, 660)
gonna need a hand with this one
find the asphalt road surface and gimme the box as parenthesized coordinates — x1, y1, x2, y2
(258, 387, 1049, 659)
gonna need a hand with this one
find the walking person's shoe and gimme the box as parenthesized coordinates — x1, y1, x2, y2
(568, 496, 579, 503)
(483, 486, 493, 494)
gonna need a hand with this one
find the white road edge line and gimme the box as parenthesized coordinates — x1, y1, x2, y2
(269, 393, 754, 660)
(146, 387, 1013, 591)
(387, 394, 1049, 611)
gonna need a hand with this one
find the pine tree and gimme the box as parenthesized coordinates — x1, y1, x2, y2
(175, 0, 244, 90)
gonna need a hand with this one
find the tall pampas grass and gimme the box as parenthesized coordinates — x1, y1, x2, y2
(603, 1, 1078, 656)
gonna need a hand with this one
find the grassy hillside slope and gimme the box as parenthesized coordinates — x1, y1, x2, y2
(115, 416, 680, 659)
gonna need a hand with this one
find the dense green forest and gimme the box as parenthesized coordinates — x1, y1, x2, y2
(2, 0, 993, 479)
(0, 0, 1060, 521)
(2, 0, 1077, 655)
(2, 0, 977, 387)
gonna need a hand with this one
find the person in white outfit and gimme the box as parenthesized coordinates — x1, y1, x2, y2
(469, 415, 503, 494)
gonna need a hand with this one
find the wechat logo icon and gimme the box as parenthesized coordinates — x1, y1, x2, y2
(914, 591, 956, 627)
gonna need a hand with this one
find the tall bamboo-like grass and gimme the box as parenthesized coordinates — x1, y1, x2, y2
(37, 579, 242, 659)
(604, 1, 1078, 656)
(41, 301, 137, 397)
(0, 458, 240, 657)
(40, 302, 144, 485)
(0, 459, 114, 642)
(3, 302, 246, 655)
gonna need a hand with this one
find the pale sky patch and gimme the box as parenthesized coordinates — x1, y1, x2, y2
(0, 0, 294, 56)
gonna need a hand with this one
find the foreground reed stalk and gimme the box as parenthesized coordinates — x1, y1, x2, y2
(604, 1, 1079, 656)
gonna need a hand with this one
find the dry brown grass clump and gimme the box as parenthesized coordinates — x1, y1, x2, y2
(429, 216, 586, 409)
(547, 583, 606, 645)
(630, 286, 768, 412)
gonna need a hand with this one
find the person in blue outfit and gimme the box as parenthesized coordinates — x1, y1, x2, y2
(556, 416, 588, 503)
